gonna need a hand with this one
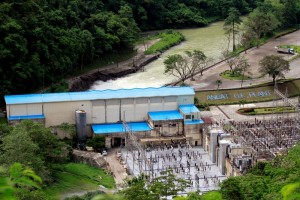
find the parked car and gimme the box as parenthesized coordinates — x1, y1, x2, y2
(276, 46, 295, 54)
(102, 150, 107, 156)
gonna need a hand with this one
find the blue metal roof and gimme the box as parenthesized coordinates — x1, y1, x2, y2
(179, 104, 200, 114)
(5, 86, 195, 105)
(148, 110, 183, 121)
(92, 122, 152, 134)
(8, 114, 45, 121)
(185, 119, 204, 125)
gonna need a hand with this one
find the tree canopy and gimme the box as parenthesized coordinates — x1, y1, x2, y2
(224, 7, 242, 51)
(164, 54, 189, 83)
(0, 0, 263, 103)
(243, 10, 280, 48)
(241, 0, 300, 49)
(0, 163, 42, 200)
(0, 1, 140, 102)
(0, 121, 71, 182)
(121, 170, 190, 200)
(259, 55, 290, 84)
(164, 50, 210, 83)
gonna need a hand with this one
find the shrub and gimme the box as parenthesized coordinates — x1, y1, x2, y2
(86, 136, 105, 151)
(243, 108, 255, 113)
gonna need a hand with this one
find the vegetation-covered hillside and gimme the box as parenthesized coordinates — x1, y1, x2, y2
(0, 0, 299, 101)
(0, 0, 258, 100)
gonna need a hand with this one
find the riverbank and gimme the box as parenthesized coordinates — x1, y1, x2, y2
(67, 36, 161, 91)
(68, 52, 160, 91)
(67, 30, 185, 91)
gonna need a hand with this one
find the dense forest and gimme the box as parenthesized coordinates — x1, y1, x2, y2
(0, 0, 261, 100)
(0, 0, 300, 101)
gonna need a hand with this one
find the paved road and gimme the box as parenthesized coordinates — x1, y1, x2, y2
(106, 148, 128, 187)
(186, 29, 300, 90)
(188, 30, 300, 122)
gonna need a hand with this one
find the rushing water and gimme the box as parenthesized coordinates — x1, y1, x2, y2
(91, 21, 228, 90)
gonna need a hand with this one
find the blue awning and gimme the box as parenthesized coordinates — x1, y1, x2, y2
(184, 119, 204, 125)
(92, 122, 152, 134)
(179, 104, 200, 114)
(148, 110, 183, 121)
(8, 114, 45, 121)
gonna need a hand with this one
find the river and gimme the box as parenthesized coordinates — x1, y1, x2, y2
(91, 20, 229, 90)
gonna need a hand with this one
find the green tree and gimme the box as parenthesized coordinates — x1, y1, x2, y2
(235, 56, 251, 87)
(222, 50, 239, 75)
(202, 191, 222, 200)
(18, 120, 71, 164)
(164, 54, 188, 83)
(244, 10, 280, 47)
(259, 55, 290, 85)
(122, 176, 154, 200)
(117, 4, 140, 47)
(0, 127, 45, 177)
(187, 191, 203, 199)
(122, 170, 190, 200)
(8, 163, 42, 190)
(0, 163, 42, 200)
(281, 182, 300, 200)
(164, 51, 210, 83)
(86, 136, 105, 151)
(281, 0, 299, 26)
(240, 30, 254, 53)
(0, 176, 14, 200)
(220, 177, 245, 200)
(216, 79, 222, 90)
(224, 7, 242, 51)
(0, 121, 71, 181)
(149, 169, 190, 199)
(185, 50, 210, 79)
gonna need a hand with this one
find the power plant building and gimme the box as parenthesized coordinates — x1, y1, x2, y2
(5, 87, 204, 148)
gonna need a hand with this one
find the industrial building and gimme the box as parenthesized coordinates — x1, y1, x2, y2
(8, 85, 300, 193)
(4, 86, 204, 148)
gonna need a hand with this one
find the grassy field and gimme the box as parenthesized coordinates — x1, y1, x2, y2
(220, 70, 251, 80)
(144, 30, 185, 55)
(195, 78, 300, 105)
(280, 45, 300, 54)
(45, 163, 115, 199)
(238, 106, 296, 115)
(279, 45, 300, 61)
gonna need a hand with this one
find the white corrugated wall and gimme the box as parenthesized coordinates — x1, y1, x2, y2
(43, 101, 91, 127)
(9, 103, 43, 116)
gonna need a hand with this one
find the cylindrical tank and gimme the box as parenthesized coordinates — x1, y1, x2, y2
(75, 110, 87, 142)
